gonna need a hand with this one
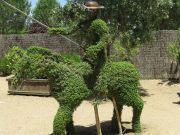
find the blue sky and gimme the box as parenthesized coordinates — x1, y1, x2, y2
(30, 0, 67, 8)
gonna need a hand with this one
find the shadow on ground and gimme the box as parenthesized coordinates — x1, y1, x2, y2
(49, 121, 135, 135)
(75, 121, 134, 135)
(173, 93, 180, 105)
(139, 87, 151, 97)
(158, 79, 180, 86)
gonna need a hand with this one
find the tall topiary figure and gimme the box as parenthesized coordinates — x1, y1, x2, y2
(85, 19, 144, 133)
(50, 19, 144, 134)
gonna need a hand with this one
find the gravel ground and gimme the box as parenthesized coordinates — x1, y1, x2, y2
(0, 77, 180, 135)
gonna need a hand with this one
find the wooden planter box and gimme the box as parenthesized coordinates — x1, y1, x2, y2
(7, 76, 51, 96)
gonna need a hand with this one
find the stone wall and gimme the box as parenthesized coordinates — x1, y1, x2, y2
(0, 30, 179, 79)
(0, 33, 83, 57)
(133, 30, 179, 79)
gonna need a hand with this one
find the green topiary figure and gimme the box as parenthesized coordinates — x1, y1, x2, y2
(84, 19, 144, 133)
(10, 19, 144, 134)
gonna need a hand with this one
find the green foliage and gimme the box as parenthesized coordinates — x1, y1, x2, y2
(26, 45, 52, 56)
(53, 107, 74, 135)
(112, 33, 141, 61)
(90, 19, 109, 36)
(95, 61, 140, 96)
(12, 53, 48, 86)
(62, 54, 82, 63)
(11, 46, 63, 86)
(8, 46, 92, 134)
(0, 0, 31, 34)
(160, 0, 180, 29)
(0, 57, 10, 76)
(167, 31, 180, 61)
(77, 0, 173, 45)
(95, 61, 143, 132)
(168, 41, 180, 61)
(5, 46, 25, 73)
(33, 0, 61, 27)
(48, 27, 71, 35)
(59, 2, 88, 26)
(84, 19, 111, 65)
(85, 44, 104, 64)
(50, 62, 91, 134)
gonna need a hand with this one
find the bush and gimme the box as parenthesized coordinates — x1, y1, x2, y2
(11, 46, 91, 88)
(62, 54, 82, 63)
(0, 57, 10, 76)
(167, 41, 180, 61)
(26, 46, 52, 56)
(5, 46, 25, 73)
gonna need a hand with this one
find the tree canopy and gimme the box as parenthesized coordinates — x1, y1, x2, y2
(0, 0, 31, 34)
(33, 0, 61, 27)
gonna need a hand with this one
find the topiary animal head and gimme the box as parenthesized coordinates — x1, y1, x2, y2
(90, 19, 109, 37)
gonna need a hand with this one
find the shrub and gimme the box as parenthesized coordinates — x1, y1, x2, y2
(0, 57, 10, 76)
(5, 46, 25, 73)
(167, 41, 180, 61)
(48, 27, 70, 35)
(26, 46, 52, 56)
(62, 54, 82, 63)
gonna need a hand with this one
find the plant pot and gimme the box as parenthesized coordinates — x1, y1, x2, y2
(6, 76, 51, 96)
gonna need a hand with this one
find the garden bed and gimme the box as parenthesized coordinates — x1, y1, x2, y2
(7, 76, 51, 96)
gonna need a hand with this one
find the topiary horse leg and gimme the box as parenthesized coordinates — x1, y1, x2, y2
(66, 117, 75, 135)
(53, 107, 74, 135)
(132, 97, 144, 133)
(111, 103, 123, 133)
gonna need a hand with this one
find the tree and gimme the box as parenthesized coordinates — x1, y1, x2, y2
(160, 0, 180, 29)
(0, 0, 31, 34)
(33, 0, 61, 27)
(76, 0, 173, 45)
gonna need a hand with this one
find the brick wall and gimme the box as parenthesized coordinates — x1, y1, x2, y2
(0, 30, 179, 79)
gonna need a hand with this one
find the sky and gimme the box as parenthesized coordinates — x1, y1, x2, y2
(30, 0, 67, 8)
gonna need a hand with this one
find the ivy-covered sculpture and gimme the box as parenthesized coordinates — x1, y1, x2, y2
(8, 19, 144, 135)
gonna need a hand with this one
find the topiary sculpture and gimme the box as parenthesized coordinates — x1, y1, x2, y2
(10, 19, 144, 134)
(52, 19, 144, 134)
(84, 19, 144, 133)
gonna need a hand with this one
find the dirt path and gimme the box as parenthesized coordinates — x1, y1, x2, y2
(0, 77, 180, 135)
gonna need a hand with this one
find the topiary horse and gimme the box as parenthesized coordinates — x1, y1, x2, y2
(51, 19, 144, 134)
